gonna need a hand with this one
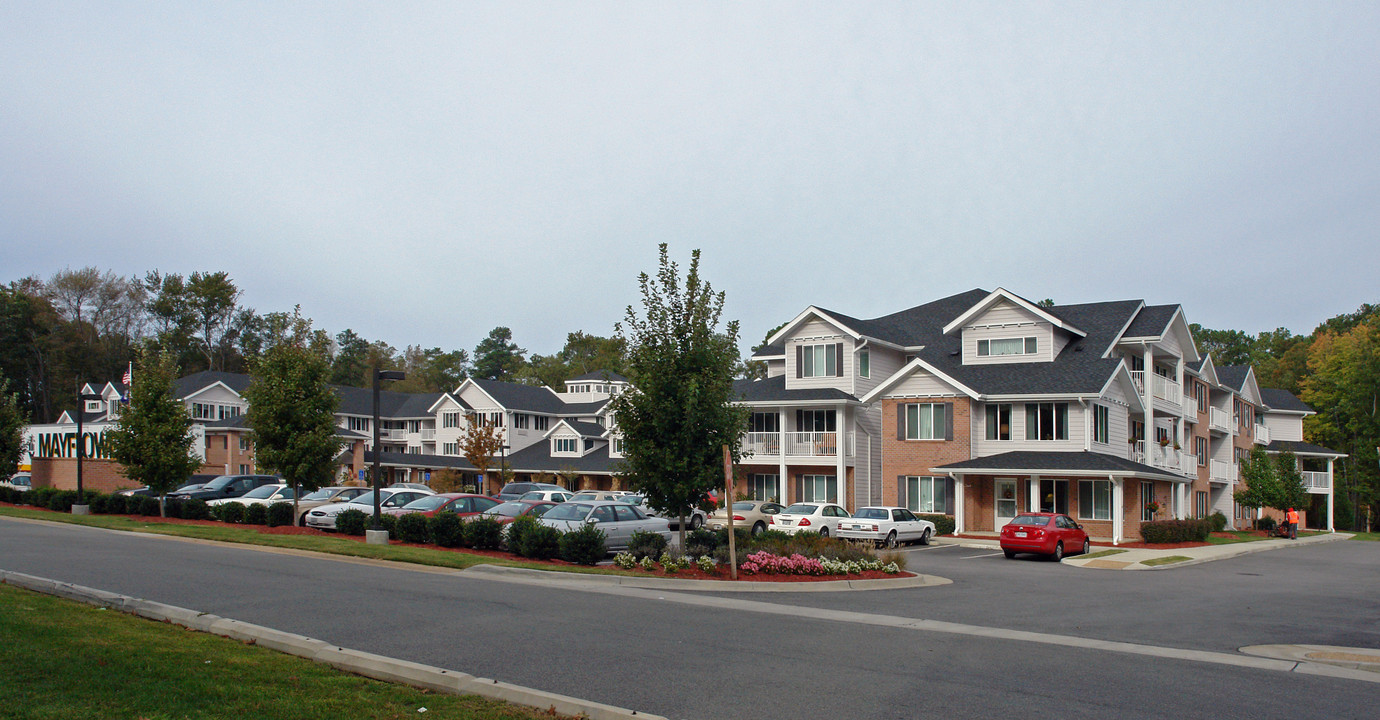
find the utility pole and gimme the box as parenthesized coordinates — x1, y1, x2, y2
(724, 444, 736, 580)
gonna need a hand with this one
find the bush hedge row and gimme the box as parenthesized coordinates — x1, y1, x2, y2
(1140, 519, 1213, 544)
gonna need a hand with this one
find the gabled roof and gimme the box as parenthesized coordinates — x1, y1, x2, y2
(1264, 440, 1345, 458)
(463, 378, 570, 415)
(425, 392, 474, 414)
(547, 419, 607, 439)
(173, 370, 252, 399)
(941, 288, 1086, 338)
(858, 358, 980, 404)
(932, 451, 1188, 482)
(1188, 354, 1220, 386)
(334, 385, 443, 418)
(1121, 304, 1179, 339)
(1259, 388, 1313, 414)
(751, 342, 786, 360)
(766, 306, 867, 346)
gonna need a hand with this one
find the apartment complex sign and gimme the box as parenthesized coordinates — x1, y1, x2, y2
(20, 423, 207, 465)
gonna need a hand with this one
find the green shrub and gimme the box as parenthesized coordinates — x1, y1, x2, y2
(1256, 516, 1277, 533)
(243, 503, 269, 525)
(266, 502, 294, 527)
(87, 493, 108, 514)
(182, 498, 211, 520)
(379, 513, 398, 539)
(47, 490, 78, 512)
(216, 502, 246, 524)
(464, 516, 504, 550)
(711, 527, 751, 548)
(136, 496, 161, 516)
(626, 530, 668, 561)
(162, 498, 185, 519)
(1334, 493, 1354, 531)
(429, 513, 464, 547)
(396, 513, 431, 544)
(27, 487, 56, 508)
(754, 528, 793, 543)
(917, 514, 956, 536)
(1141, 519, 1212, 544)
(1208, 511, 1228, 533)
(559, 523, 607, 565)
(335, 509, 369, 535)
(685, 527, 718, 558)
(104, 493, 128, 514)
(506, 514, 538, 551)
(516, 524, 561, 560)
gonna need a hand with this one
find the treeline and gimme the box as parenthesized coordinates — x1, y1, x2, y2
(1, 267, 626, 424)
(1192, 304, 1380, 528)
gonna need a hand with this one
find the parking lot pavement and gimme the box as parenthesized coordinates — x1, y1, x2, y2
(926, 531, 1353, 570)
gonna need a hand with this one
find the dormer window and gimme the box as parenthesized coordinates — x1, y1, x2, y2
(798, 343, 843, 378)
(554, 437, 578, 454)
(977, 337, 1037, 357)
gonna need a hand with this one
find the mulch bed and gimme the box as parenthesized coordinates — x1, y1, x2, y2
(2, 502, 914, 582)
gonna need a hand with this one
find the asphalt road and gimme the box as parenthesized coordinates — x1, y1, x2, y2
(2, 517, 1377, 720)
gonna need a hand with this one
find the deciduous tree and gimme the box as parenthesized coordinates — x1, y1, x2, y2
(460, 414, 506, 494)
(106, 347, 203, 516)
(608, 244, 749, 547)
(0, 377, 26, 477)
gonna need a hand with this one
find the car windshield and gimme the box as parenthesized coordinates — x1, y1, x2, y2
(175, 483, 204, 493)
(543, 503, 594, 521)
(349, 491, 383, 506)
(519, 491, 547, 500)
(485, 502, 528, 517)
(783, 504, 819, 515)
(854, 508, 889, 520)
(202, 476, 236, 491)
(240, 485, 281, 500)
(527, 504, 554, 517)
(731, 502, 757, 511)
(1009, 515, 1050, 526)
(301, 489, 336, 501)
(402, 495, 451, 511)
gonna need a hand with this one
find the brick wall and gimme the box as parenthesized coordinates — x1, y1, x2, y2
(880, 398, 972, 508)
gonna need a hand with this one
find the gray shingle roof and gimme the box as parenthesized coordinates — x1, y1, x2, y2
(173, 370, 252, 397)
(1265, 440, 1345, 457)
(568, 370, 628, 383)
(752, 342, 785, 359)
(1122, 304, 1179, 338)
(470, 379, 570, 414)
(360, 451, 476, 470)
(1216, 365, 1251, 391)
(334, 385, 444, 417)
(506, 442, 622, 475)
(1260, 388, 1312, 413)
(931, 450, 1187, 481)
(733, 375, 858, 403)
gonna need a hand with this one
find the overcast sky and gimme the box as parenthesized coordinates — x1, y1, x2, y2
(4, 2, 1378, 358)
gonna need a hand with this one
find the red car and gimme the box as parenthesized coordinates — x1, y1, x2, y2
(384, 493, 499, 519)
(1000, 512, 1091, 561)
(478, 499, 558, 524)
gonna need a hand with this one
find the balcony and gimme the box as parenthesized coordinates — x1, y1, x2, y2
(421, 428, 436, 440)
(1301, 471, 1330, 492)
(1254, 424, 1270, 445)
(743, 431, 854, 459)
(379, 428, 408, 441)
(1209, 459, 1238, 484)
(1130, 371, 1183, 410)
(1144, 443, 1195, 477)
(1209, 407, 1233, 435)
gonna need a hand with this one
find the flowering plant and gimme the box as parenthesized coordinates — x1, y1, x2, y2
(1144, 500, 1162, 516)
(613, 552, 637, 570)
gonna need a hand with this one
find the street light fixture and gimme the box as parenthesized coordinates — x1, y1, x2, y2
(368, 369, 405, 545)
(74, 390, 103, 514)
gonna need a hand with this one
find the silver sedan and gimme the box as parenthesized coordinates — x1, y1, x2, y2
(537, 500, 671, 552)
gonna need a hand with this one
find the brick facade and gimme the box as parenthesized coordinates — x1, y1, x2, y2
(879, 398, 972, 508)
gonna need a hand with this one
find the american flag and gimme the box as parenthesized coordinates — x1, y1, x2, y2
(123, 363, 132, 388)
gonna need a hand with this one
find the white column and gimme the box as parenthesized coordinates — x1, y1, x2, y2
(836, 404, 848, 510)
(953, 476, 965, 534)
(1112, 477, 1124, 544)
(1327, 458, 1335, 532)
(1029, 477, 1040, 512)
(1142, 346, 1155, 452)
(777, 409, 787, 505)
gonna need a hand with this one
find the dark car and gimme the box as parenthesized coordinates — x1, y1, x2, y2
(1000, 512, 1091, 561)
(168, 474, 280, 502)
(495, 482, 569, 503)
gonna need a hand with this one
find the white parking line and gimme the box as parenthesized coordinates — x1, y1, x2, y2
(960, 552, 1004, 559)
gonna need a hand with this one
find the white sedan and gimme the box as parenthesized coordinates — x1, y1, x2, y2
(304, 488, 434, 530)
(838, 506, 936, 548)
(206, 484, 295, 508)
(768, 502, 851, 537)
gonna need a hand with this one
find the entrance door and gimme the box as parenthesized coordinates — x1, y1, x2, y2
(995, 478, 1019, 528)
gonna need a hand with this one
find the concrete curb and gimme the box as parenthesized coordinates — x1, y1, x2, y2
(0, 569, 667, 720)
(1135, 532, 1353, 571)
(460, 563, 952, 592)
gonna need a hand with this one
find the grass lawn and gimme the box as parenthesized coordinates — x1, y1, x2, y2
(1205, 531, 1273, 545)
(1079, 549, 1129, 560)
(1346, 531, 1380, 541)
(0, 583, 574, 720)
(0, 504, 622, 576)
(1141, 555, 1192, 567)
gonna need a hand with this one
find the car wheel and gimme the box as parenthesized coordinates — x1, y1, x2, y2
(1053, 542, 1064, 562)
(884, 531, 898, 549)
(752, 522, 765, 536)
(691, 514, 703, 531)
(1081, 539, 1091, 556)
(819, 526, 829, 538)
(1003, 549, 1016, 559)
(919, 528, 932, 546)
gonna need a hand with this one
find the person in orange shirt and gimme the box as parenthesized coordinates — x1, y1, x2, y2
(1286, 507, 1299, 539)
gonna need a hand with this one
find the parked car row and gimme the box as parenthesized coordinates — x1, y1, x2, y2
(999, 512, 1092, 561)
(2, 473, 32, 492)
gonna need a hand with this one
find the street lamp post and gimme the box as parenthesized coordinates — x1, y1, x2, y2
(73, 390, 102, 515)
(367, 369, 405, 545)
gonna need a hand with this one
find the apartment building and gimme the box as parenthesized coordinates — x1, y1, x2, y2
(732, 288, 1343, 542)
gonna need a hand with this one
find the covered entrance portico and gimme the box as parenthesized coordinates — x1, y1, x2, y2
(932, 451, 1189, 544)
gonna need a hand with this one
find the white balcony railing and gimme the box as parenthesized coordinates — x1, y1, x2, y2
(1301, 471, 1330, 491)
(1181, 454, 1199, 476)
(1129, 371, 1183, 407)
(1146, 443, 1193, 475)
(379, 428, 408, 441)
(421, 428, 436, 440)
(1209, 407, 1233, 434)
(1210, 459, 1238, 484)
(1130, 440, 1145, 465)
(743, 431, 854, 458)
(1130, 370, 1144, 395)
(1254, 424, 1270, 445)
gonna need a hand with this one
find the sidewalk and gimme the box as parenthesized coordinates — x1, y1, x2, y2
(930, 532, 1353, 570)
